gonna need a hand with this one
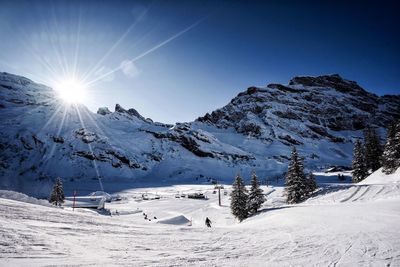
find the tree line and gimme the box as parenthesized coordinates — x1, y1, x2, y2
(230, 147, 317, 222)
(352, 121, 400, 182)
(230, 119, 400, 222)
(230, 171, 266, 222)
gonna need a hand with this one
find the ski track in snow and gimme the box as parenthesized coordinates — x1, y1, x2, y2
(1, 171, 400, 266)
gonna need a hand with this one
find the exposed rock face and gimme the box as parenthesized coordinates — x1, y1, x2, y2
(115, 104, 146, 121)
(197, 74, 399, 142)
(0, 72, 399, 196)
(97, 107, 111, 115)
(144, 124, 252, 161)
(289, 74, 366, 94)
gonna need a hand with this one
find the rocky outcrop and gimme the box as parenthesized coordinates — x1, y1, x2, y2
(97, 107, 112, 115)
(115, 104, 146, 121)
(196, 74, 400, 142)
(75, 128, 98, 144)
(288, 74, 368, 95)
(74, 149, 142, 169)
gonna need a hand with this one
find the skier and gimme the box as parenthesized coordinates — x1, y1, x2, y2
(205, 217, 212, 228)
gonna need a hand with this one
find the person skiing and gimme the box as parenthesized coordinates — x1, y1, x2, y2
(205, 217, 212, 228)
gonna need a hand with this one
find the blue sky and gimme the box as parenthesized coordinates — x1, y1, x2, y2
(0, 0, 399, 123)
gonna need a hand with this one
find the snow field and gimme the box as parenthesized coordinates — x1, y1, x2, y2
(0, 169, 399, 266)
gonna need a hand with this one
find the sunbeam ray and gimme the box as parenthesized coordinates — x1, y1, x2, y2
(80, 107, 108, 138)
(75, 104, 104, 191)
(50, 3, 70, 77)
(79, 102, 141, 183)
(16, 28, 62, 83)
(81, 107, 139, 181)
(12, 98, 59, 124)
(81, 6, 150, 83)
(72, 4, 83, 80)
(43, 105, 68, 164)
(37, 104, 64, 135)
(83, 17, 205, 88)
(0, 56, 57, 91)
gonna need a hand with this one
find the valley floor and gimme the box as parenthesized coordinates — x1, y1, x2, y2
(1, 171, 400, 266)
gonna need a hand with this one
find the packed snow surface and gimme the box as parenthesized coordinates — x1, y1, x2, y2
(0, 170, 399, 266)
(359, 167, 400, 185)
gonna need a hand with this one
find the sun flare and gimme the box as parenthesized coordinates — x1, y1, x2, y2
(54, 78, 87, 104)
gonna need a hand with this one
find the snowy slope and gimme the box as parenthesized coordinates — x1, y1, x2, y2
(0, 72, 399, 196)
(307, 168, 400, 204)
(0, 169, 399, 266)
(359, 167, 400, 185)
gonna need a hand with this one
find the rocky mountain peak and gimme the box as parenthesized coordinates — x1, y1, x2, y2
(197, 74, 400, 143)
(288, 74, 367, 95)
(236, 86, 268, 98)
(114, 104, 146, 121)
(97, 107, 112, 115)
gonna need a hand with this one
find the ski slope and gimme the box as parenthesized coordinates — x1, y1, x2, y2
(0, 170, 399, 266)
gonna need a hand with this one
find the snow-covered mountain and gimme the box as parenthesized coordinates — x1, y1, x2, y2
(0, 72, 399, 196)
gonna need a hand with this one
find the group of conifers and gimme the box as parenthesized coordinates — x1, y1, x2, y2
(230, 119, 400, 223)
(229, 147, 317, 222)
(352, 120, 400, 182)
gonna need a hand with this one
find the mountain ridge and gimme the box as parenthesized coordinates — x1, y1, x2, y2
(0, 72, 399, 196)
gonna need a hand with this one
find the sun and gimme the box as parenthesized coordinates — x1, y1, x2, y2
(54, 78, 87, 104)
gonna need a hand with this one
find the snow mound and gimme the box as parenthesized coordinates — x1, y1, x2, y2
(359, 168, 400, 185)
(157, 215, 190, 225)
(0, 190, 51, 206)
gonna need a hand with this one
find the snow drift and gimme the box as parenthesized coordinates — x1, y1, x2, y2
(0, 190, 51, 206)
(157, 215, 191, 225)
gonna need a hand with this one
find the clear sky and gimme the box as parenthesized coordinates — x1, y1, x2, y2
(0, 0, 399, 123)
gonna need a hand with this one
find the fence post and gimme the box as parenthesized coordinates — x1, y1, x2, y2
(73, 190, 76, 211)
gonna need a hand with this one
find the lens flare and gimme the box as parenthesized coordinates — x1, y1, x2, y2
(54, 78, 87, 103)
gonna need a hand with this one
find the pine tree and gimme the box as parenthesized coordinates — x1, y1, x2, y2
(382, 121, 400, 174)
(284, 147, 307, 204)
(363, 126, 382, 172)
(49, 177, 65, 206)
(247, 171, 265, 216)
(305, 172, 317, 196)
(230, 173, 249, 222)
(395, 124, 400, 169)
(352, 139, 368, 182)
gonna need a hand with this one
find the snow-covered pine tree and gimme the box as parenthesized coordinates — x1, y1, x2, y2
(395, 123, 400, 170)
(363, 126, 382, 172)
(305, 172, 317, 196)
(230, 173, 249, 222)
(382, 121, 400, 174)
(49, 177, 65, 206)
(284, 147, 307, 204)
(352, 139, 368, 183)
(247, 171, 265, 216)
